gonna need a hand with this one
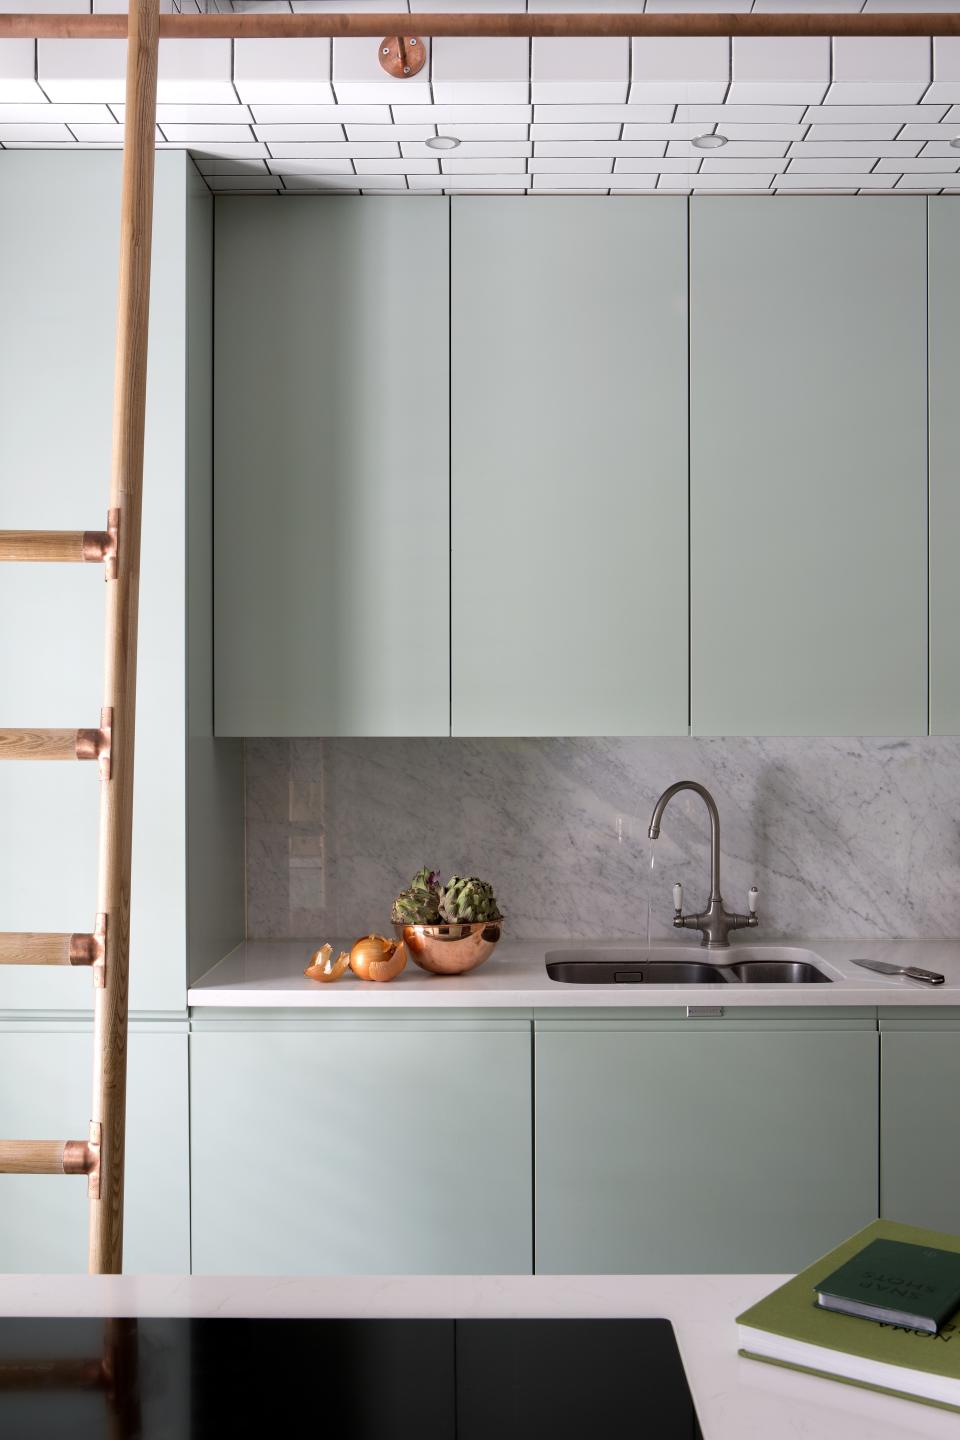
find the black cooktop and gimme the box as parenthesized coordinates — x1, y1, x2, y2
(0, 1317, 701, 1439)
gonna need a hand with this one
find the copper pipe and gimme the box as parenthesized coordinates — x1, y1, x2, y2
(1, 11, 960, 38)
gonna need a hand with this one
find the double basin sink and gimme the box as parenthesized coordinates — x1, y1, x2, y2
(547, 945, 832, 985)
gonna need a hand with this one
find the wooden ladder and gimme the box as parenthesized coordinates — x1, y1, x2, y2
(0, 0, 160, 1275)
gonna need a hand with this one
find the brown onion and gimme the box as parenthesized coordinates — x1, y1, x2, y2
(350, 934, 407, 983)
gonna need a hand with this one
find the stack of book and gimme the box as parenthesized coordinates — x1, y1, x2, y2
(737, 1218, 960, 1414)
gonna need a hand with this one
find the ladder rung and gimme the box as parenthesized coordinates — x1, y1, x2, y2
(0, 1139, 93, 1177)
(0, 512, 118, 571)
(0, 928, 104, 968)
(0, 1358, 106, 1392)
(0, 715, 112, 770)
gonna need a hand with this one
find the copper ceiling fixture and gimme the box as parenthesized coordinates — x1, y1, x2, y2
(378, 34, 427, 78)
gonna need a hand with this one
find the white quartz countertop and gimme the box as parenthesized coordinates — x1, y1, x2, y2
(0, 1272, 953, 1439)
(188, 937, 960, 1008)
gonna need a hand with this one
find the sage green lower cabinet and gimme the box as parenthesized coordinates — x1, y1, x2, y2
(0, 1024, 189, 1273)
(881, 1015, 960, 1235)
(535, 1014, 879, 1274)
(190, 1021, 532, 1274)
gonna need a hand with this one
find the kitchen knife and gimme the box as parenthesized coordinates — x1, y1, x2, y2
(851, 958, 945, 986)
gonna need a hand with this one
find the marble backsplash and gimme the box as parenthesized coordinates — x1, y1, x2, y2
(243, 736, 960, 941)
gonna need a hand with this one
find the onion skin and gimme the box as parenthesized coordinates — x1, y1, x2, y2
(304, 943, 351, 983)
(350, 934, 407, 983)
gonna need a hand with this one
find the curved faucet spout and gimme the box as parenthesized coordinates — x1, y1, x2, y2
(648, 780, 722, 904)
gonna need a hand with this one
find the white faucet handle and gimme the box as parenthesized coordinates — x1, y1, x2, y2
(748, 886, 759, 915)
(673, 882, 683, 914)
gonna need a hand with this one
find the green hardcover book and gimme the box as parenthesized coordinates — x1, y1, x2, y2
(815, 1237, 960, 1335)
(737, 1219, 960, 1415)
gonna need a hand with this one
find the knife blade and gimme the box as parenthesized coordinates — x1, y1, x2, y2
(851, 958, 945, 986)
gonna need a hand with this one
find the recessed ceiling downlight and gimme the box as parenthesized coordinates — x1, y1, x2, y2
(426, 134, 461, 151)
(951, 135, 960, 149)
(692, 132, 728, 150)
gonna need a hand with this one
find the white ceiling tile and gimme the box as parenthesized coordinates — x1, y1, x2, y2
(292, 0, 406, 10)
(630, 38, 729, 104)
(234, 39, 334, 106)
(864, 0, 960, 9)
(805, 123, 903, 140)
(0, 40, 43, 103)
(754, 0, 861, 8)
(437, 124, 530, 139)
(251, 104, 390, 124)
(921, 139, 960, 156)
(728, 37, 829, 104)
(789, 139, 923, 157)
(826, 38, 931, 105)
(0, 0, 87, 9)
(613, 156, 700, 171)
(645, 0, 750, 9)
(400, 139, 531, 157)
(607, 177, 659, 189)
(699, 156, 789, 171)
(193, 155, 268, 174)
(804, 105, 948, 123)
(399, 105, 531, 124)
(715, 123, 809, 140)
(38, 40, 126, 103)
(0, 102, 114, 123)
(115, 103, 254, 125)
(926, 38, 960, 104)
(332, 38, 432, 106)
(431, 38, 528, 105)
(442, 155, 528, 172)
(344, 123, 433, 140)
(267, 141, 399, 158)
(530, 123, 621, 140)
(900, 123, 960, 139)
(529, 156, 613, 172)
(622, 121, 715, 140)
(204, 174, 280, 191)
(534, 139, 665, 157)
(414, 0, 524, 9)
(72, 123, 164, 142)
(528, 0, 643, 9)
(409, 172, 527, 188)
(266, 158, 356, 174)
(531, 174, 610, 188)
(157, 40, 235, 104)
(775, 170, 899, 186)
(668, 139, 788, 157)
(283, 174, 408, 190)
(163, 123, 256, 142)
(254, 123, 345, 140)
(0, 121, 75, 142)
(531, 38, 629, 105)
(674, 104, 806, 123)
(185, 142, 268, 163)
(534, 104, 673, 123)
(946, 106, 960, 121)
(897, 172, 960, 186)
(875, 156, 960, 170)
(354, 157, 438, 172)
(787, 156, 881, 171)
(691, 172, 775, 187)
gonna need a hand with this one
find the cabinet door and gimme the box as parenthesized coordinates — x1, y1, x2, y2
(214, 197, 450, 737)
(929, 199, 960, 734)
(535, 1023, 878, 1274)
(0, 1027, 190, 1273)
(191, 1025, 532, 1273)
(451, 198, 689, 736)
(881, 1028, 960, 1234)
(690, 197, 926, 736)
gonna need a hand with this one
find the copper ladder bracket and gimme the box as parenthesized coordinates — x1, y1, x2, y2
(75, 706, 113, 781)
(81, 509, 120, 581)
(64, 1122, 102, 1200)
(69, 913, 107, 989)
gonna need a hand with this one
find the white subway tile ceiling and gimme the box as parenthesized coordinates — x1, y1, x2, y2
(0, 2, 958, 192)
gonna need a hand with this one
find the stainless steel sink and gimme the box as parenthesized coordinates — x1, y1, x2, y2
(545, 946, 833, 985)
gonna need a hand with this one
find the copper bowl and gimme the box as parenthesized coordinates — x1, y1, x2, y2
(395, 920, 503, 976)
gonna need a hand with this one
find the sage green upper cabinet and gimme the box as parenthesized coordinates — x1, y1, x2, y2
(690, 198, 927, 737)
(929, 199, 960, 734)
(214, 198, 450, 737)
(451, 198, 688, 736)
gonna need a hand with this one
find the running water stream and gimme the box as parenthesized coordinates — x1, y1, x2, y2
(646, 839, 657, 960)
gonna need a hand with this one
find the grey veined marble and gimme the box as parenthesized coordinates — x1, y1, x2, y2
(244, 736, 960, 941)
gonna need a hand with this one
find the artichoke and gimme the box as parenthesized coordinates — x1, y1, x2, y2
(439, 875, 502, 924)
(391, 866, 442, 925)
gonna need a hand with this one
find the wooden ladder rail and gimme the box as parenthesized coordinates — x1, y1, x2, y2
(0, 0, 159, 1275)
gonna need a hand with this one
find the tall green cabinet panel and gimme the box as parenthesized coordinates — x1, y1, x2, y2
(535, 1019, 878, 1274)
(929, 199, 960, 734)
(690, 197, 927, 736)
(191, 1024, 532, 1274)
(214, 197, 450, 737)
(451, 198, 689, 736)
(881, 1022, 960, 1235)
